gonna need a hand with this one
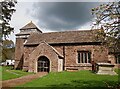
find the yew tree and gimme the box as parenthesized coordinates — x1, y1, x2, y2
(92, 1, 120, 52)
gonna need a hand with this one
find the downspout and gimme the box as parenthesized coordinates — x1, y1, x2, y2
(63, 46, 65, 70)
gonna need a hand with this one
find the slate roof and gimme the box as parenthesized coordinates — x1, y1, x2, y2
(25, 30, 100, 45)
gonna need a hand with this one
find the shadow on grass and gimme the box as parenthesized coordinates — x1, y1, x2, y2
(10, 80, 119, 89)
(46, 80, 109, 89)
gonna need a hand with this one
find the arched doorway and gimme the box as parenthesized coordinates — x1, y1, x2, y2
(37, 56, 50, 72)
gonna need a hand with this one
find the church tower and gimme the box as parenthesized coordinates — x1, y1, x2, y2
(14, 21, 42, 69)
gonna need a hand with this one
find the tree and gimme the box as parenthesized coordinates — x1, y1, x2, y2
(0, 0, 17, 62)
(91, 1, 120, 52)
(1, 40, 15, 62)
(0, 0, 17, 39)
(92, 1, 120, 88)
(2, 47, 15, 62)
(3, 39, 14, 48)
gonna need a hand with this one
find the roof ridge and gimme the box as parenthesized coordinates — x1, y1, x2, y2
(43, 30, 92, 34)
(40, 29, 101, 34)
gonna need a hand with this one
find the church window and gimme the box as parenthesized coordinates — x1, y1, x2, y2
(77, 51, 91, 63)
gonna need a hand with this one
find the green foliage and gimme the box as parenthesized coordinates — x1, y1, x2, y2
(17, 71, 118, 89)
(114, 68, 120, 74)
(2, 47, 15, 61)
(1, 66, 33, 81)
(0, 0, 17, 38)
(92, 1, 120, 50)
(1, 40, 15, 62)
(3, 39, 14, 48)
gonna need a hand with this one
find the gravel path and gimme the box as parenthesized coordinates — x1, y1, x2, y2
(1, 72, 48, 88)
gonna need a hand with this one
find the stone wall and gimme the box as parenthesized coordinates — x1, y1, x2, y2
(108, 54, 116, 64)
(23, 46, 36, 71)
(14, 38, 26, 69)
(52, 45, 108, 71)
(27, 42, 63, 73)
(53, 46, 64, 56)
(92, 46, 108, 62)
(15, 38, 110, 72)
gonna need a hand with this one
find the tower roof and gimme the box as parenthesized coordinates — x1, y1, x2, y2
(20, 21, 39, 30)
(16, 21, 42, 36)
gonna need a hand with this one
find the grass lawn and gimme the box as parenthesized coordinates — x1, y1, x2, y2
(0, 66, 33, 81)
(17, 70, 119, 89)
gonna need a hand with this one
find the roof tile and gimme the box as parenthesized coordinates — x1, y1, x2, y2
(25, 30, 100, 45)
(20, 21, 41, 31)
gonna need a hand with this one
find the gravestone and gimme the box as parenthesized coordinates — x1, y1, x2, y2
(95, 63, 117, 75)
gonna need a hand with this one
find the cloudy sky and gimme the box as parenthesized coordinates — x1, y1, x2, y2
(9, 1, 107, 43)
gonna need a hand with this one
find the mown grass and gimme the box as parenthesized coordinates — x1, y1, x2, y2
(115, 68, 120, 74)
(16, 70, 119, 89)
(0, 66, 33, 81)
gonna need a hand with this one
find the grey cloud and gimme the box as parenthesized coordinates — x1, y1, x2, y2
(31, 2, 102, 31)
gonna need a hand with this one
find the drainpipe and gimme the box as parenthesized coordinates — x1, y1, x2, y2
(63, 46, 65, 70)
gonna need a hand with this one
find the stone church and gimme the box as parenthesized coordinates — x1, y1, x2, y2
(14, 21, 120, 73)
